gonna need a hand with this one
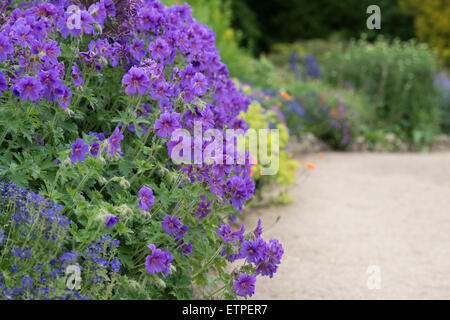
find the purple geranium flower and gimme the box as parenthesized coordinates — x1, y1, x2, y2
(153, 112, 181, 138)
(105, 215, 119, 227)
(149, 37, 170, 61)
(14, 75, 42, 101)
(70, 138, 89, 163)
(121, 67, 151, 95)
(233, 273, 256, 297)
(0, 33, 13, 61)
(254, 219, 263, 238)
(138, 186, 154, 211)
(195, 195, 211, 219)
(191, 72, 207, 96)
(145, 244, 173, 276)
(90, 141, 100, 157)
(108, 127, 123, 155)
(0, 70, 7, 94)
(161, 215, 181, 236)
(242, 238, 265, 264)
(181, 241, 192, 256)
(72, 63, 84, 86)
(129, 38, 146, 60)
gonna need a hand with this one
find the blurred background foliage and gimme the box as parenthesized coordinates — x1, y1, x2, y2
(229, 0, 415, 55)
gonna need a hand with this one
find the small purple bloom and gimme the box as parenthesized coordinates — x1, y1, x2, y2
(0, 33, 13, 61)
(108, 127, 123, 155)
(0, 70, 8, 94)
(138, 186, 154, 211)
(191, 72, 207, 96)
(129, 38, 146, 60)
(195, 195, 211, 219)
(90, 141, 100, 157)
(145, 244, 173, 276)
(181, 241, 192, 256)
(233, 273, 256, 297)
(242, 238, 265, 264)
(149, 38, 170, 61)
(153, 112, 181, 138)
(174, 224, 189, 241)
(105, 215, 119, 227)
(161, 215, 181, 236)
(70, 138, 89, 163)
(254, 219, 263, 238)
(72, 63, 84, 86)
(122, 67, 151, 95)
(14, 75, 42, 101)
(33, 134, 45, 146)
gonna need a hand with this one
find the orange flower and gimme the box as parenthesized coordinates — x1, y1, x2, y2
(281, 91, 292, 100)
(251, 157, 258, 167)
(306, 162, 315, 170)
(318, 152, 324, 159)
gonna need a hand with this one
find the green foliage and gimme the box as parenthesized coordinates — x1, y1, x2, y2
(399, 0, 450, 66)
(322, 37, 440, 149)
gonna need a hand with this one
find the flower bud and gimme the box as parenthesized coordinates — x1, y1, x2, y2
(119, 177, 130, 189)
(155, 277, 166, 289)
(117, 204, 133, 217)
(65, 108, 75, 117)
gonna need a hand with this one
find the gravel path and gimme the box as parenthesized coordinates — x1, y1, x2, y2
(244, 152, 450, 299)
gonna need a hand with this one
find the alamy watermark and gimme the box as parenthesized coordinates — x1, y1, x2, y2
(65, 264, 82, 290)
(66, 5, 82, 30)
(366, 5, 381, 30)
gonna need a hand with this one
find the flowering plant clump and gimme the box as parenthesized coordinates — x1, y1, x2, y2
(0, 0, 283, 299)
(0, 182, 120, 299)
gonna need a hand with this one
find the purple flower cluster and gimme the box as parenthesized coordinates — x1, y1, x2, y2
(145, 243, 173, 277)
(138, 185, 154, 211)
(217, 219, 284, 297)
(85, 235, 121, 274)
(303, 54, 322, 79)
(233, 273, 256, 297)
(0, 181, 120, 299)
(161, 215, 188, 240)
(153, 112, 181, 138)
(0, 3, 75, 108)
(69, 127, 124, 164)
(195, 195, 211, 219)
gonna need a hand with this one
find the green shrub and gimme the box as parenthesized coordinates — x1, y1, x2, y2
(322, 37, 440, 149)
